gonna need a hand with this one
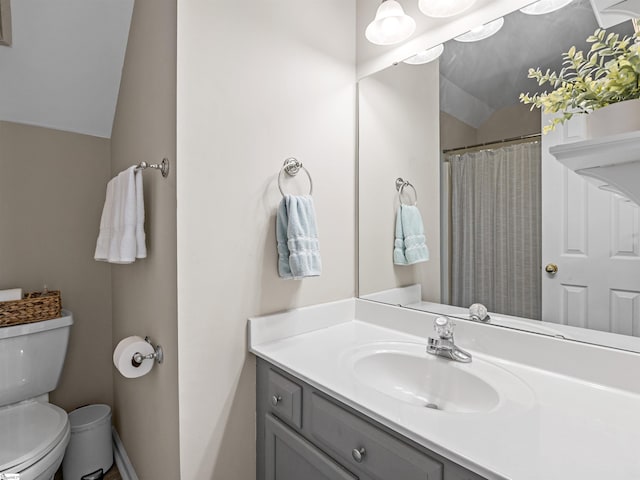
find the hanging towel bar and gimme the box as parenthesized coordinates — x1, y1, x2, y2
(395, 177, 417, 206)
(135, 158, 170, 178)
(278, 157, 313, 196)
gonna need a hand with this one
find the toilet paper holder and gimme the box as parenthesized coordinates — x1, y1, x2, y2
(131, 337, 163, 367)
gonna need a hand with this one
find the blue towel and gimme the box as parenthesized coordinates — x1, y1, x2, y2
(394, 205, 429, 265)
(276, 195, 322, 279)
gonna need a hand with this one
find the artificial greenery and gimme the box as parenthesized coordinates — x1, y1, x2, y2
(520, 28, 640, 133)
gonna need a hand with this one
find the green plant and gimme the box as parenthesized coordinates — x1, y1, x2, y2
(520, 28, 640, 133)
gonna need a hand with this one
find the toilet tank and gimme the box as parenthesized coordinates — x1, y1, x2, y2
(0, 311, 73, 407)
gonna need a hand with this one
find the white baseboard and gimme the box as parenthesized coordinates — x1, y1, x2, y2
(112, 427, 139, 480)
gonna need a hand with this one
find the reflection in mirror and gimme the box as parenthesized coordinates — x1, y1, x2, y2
(358, 0, 640, 353)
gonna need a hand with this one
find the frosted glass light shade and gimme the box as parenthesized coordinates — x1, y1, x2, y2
(365, 0, 416, 46)
(403, 44, 445, 64)
(520, 0, 573, 15)
(454, 17, 504, 42)
(418, 0, 476, 18)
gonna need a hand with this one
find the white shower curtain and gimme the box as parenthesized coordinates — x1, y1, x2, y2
(448, 141, 541, 320)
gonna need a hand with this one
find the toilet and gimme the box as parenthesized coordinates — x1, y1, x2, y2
(0, 313, 73, 480)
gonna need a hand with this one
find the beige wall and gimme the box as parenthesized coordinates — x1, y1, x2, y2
(440, 111, 477, 151)
(441, 104, 541, 152)
(477, 103, 541, 144)
(0, 121, 113, 411)
(110, 0, 179, 478)
(177, 0, 356, 478)
(358, 62, 441, 301)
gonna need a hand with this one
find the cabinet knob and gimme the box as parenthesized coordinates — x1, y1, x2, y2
(351, 447, 366, 463)
(271, 394, 282, 407)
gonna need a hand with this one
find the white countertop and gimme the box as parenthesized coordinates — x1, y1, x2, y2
(249, 299, 640, 480)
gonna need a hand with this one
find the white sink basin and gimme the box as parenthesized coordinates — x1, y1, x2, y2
(345, 342, 534, 413)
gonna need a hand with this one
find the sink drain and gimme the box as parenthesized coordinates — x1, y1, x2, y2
(425, 403, 439, 410)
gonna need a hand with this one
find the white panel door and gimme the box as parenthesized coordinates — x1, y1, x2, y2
(541, 117, 640, 336)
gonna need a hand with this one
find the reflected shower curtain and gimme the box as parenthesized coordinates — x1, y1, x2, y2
(448, 142, 541, 319)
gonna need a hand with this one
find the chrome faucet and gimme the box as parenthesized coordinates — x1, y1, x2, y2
(426, 316, 472, 363)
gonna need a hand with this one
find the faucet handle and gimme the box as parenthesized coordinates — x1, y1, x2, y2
(434, 316, 454, 339)
(469, 303, 491, 322)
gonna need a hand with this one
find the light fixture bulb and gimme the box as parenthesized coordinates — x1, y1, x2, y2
(403, 44, 445, 65)
(418, 0, 476, 18)
(365, 0, 416, 46)
(520, 0, 573, 15)
(454, 17, 504, 42)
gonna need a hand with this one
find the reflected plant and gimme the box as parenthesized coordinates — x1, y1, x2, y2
(520, 28, 640, 133)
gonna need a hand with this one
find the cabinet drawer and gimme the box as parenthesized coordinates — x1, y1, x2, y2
(267, 369, 302, 429)
(310, 393, 443, 480)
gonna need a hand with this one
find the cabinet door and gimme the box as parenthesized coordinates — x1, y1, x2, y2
(265, 414, 358, 480)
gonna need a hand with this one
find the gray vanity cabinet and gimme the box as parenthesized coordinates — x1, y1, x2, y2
(265, 414, 358, 480)
(257, 359, 487, 480)
(309, 393, 443, 480)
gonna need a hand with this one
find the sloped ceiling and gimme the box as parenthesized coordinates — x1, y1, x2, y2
(439, 0, 635, 128)
(0, 0, 134, 138)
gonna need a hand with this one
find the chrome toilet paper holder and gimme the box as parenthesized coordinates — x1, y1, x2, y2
(131, 336, 163, 367)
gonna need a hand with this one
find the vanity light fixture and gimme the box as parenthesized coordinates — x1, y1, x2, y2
(403, 43, 445, 64)
(365, 0, 416, 46)
(418, 0, 476, 18)
(520, 0, 573, 15)
(454, 17, 505, 42)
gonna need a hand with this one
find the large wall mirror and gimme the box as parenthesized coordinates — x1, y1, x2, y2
(358, 0, 640, 353)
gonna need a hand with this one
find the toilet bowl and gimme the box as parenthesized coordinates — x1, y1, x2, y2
(0, 401, 71, 480)
(0, 313, 73, 480)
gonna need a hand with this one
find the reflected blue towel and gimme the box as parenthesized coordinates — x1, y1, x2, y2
(276, 195, 322, 279)
(394, 205, 429, 265)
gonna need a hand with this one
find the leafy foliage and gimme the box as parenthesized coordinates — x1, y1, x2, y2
(520, 28, 640, 133)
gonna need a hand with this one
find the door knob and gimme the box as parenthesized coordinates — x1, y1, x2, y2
(545, 263, 558, 275)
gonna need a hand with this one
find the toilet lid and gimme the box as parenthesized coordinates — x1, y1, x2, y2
(0, 401, 69, 473)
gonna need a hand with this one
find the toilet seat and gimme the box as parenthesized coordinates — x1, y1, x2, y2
(0, 401, 70, 476)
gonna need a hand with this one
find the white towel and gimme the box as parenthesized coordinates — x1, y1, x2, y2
(135, 170, 147, 259)
(94, 166, 147, 264)
(94, 179, 116, 261)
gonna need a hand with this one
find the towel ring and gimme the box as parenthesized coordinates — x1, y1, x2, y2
(395, 178, 417, 206)
(278, 158, 313, 197)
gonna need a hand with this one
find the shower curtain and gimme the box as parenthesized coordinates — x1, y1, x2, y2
(448, 141, 541, 320)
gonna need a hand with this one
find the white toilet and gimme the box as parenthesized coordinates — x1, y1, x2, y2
(0, 313, 73, 480)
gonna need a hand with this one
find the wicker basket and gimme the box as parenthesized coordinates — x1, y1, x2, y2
(0, 291, 62, 327)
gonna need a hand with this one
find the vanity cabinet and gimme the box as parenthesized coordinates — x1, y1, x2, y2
(264, 414, 357, 480)
(257, 359, 486, 480)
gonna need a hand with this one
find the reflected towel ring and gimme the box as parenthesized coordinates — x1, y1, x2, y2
(395, 177, 417, 206)
(278, 157, 313, 197)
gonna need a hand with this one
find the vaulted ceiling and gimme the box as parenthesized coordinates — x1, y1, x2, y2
(0, 0, 134, 138)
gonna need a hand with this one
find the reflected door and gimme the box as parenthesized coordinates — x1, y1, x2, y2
(541, 117, 640, 336)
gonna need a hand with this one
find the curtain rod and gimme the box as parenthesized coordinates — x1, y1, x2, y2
(442, 133, 541, 155)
